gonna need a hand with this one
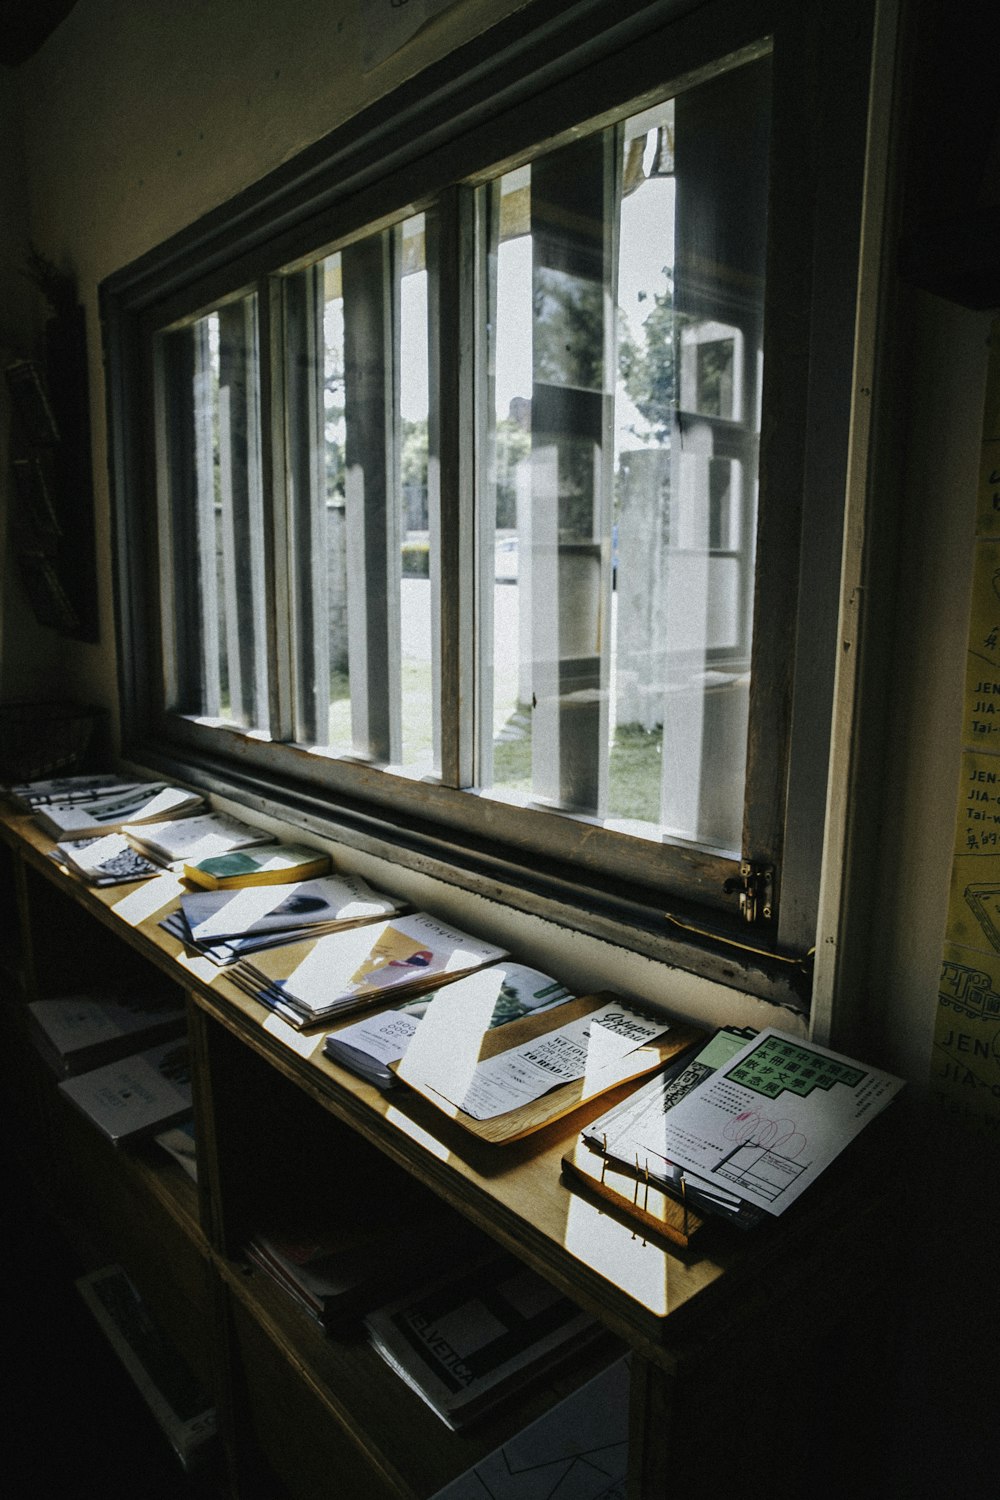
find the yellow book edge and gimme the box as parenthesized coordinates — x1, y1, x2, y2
(183, 853, 332, 890)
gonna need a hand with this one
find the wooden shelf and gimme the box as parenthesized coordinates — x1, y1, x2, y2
(0, 800, 909, 1498)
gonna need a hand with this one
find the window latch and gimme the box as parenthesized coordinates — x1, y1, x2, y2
(723, 861, 774, 924)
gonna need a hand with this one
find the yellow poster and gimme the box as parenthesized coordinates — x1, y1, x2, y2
(934, 942, 1000, 1111)
(975, 440, 1000, 537)
(935, 317, 1000, 1119)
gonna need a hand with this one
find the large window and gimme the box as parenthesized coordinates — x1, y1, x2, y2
(105, 0, 877, 1007)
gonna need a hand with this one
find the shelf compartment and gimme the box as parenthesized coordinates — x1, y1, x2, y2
(224, 1258, 625, 1500)
(46, 1082, 214, 1392)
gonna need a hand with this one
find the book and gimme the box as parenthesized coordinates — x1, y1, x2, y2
(396, 986, 705, 1144)
(323, 962, 574, 1089)
(247, 1210, 478, 1329)
(53, 833, 164, 886)
(124, 810, 275, 866)
(28, 991, 187, 1076)
(228, 912, 507, 1027)
(76, 1265, 216, 1469)
(7, 772, 145, 811)
(36, 782, 205, 839)
(183, 841, 331, 889)
(364, 1253, 599, 1429)
(58, 1039, 193, 1144)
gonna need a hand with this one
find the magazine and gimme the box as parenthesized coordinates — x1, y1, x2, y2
(58, 1039, 193, 1145)
(53, 833, 163, 886)
(7, 773, 145, 810)
(323, 963, 573, 1089)
(36, 782, 205, 839)
(28, 991, 187, 1075)
(364, 1254, 599, 1429)
(429, 1355, 629, 1500)
(230, 912, 507, 1026)
(180, 872, 405, 944)
(125, 810, 275, 866)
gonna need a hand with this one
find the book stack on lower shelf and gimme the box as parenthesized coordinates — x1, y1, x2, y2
(363, 1251, 608, 1432)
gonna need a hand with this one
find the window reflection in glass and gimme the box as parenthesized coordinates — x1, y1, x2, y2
(478, 55, 769, 855)
(284, 213, 438, 775)
(157, 295, 268, 732)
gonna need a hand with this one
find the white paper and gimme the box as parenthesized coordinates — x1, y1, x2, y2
(330, 1007, 422, 1068)
(636, 1027, 904, 1215)
(459, 1002, 672, 1121)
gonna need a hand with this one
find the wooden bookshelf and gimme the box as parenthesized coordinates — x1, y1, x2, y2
(0, 801, 908, 1498)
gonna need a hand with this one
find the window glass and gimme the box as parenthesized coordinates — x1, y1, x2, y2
(478, 56, 769, 855)
(157, 294, 268, 732)
(283, 213, 438, 774)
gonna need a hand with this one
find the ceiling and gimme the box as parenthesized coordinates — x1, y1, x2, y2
(0, 0, 78, 68)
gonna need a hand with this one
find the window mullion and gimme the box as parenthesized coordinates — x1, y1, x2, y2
(342, 233, 400, 763)
(260, 276, 294, 742)
(282, 265, 330, 744)
(433, 187, 476, 790)
(529, 132, 617, 814)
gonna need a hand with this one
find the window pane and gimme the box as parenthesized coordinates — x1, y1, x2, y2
(157, 295, 268, 732)
(478, 55, 769, 855)
(284, 213, 438, 774)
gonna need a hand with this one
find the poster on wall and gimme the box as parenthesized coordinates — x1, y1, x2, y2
(934, 317, 1000, 1122)
(359, 0, 461, 71)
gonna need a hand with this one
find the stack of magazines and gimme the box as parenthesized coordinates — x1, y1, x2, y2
(323, 961, 574, 1088)
(161, 873, 408, 966)
(227, 911, 507, 1027)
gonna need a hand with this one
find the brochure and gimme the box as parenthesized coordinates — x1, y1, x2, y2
(324, 963, 573, 1087)
(626, 1027, 905, 1216)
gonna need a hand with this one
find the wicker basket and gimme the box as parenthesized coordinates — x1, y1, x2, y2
(0, 700, 103, 784)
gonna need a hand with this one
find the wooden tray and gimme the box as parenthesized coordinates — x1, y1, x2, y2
(561, 1137, 706, 1248)
(393, 991, 704, 1145)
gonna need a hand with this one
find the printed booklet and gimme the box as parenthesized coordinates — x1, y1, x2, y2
(230, 912, 507, 1026)
(124, 810, 275, 867)
(58, 1038, 193, 1145)
(323, 963, 574, 1088)
(28, 991, 187, 1075)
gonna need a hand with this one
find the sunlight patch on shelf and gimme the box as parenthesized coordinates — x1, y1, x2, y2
(110, 874, 186, 926)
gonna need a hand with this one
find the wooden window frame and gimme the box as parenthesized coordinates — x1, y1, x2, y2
(102, 0, 879, 1011)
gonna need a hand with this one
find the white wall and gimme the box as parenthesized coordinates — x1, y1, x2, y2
(0, 64, 65, 698)
(6, 0, 988, 1081)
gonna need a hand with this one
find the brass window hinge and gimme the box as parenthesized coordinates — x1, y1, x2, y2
(723, 860, 774, 924)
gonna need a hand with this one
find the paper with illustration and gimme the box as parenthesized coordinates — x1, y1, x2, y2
(634, 1027, 904, 1214)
